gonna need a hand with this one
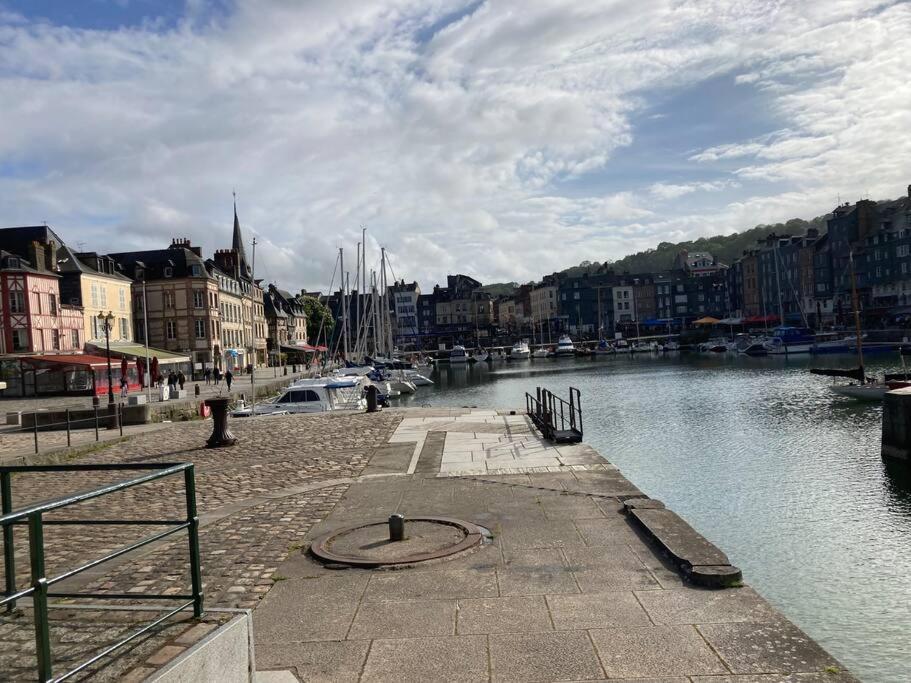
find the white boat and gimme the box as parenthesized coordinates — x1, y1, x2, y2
(763, 327, 815, 355)
(531, 347, 550, 358)
(470, 349, 490, 363)
(232, 376, 367, 416)
(614, 339, 632, 354)
(829, 383, 889, 401)
(403, 369, 433, 386)
(449, 345, 469, 363)
(554, 335, 576, 357)
(631, 341, 656, 353)
(389, 377, 417, 394)
(511, 340, 531, 359)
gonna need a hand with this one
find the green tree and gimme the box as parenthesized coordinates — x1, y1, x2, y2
(301, 296, 335, 344)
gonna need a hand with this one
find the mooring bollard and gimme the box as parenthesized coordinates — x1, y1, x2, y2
(389, 514, 405, 542)
(366, 385, 379, 413)
(204, 397, 237, 448)
(195, 384, 200, 397)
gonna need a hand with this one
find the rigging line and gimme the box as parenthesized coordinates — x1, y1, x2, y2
(313, 252, 340, 372)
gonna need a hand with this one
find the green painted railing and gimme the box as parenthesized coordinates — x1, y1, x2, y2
(0, 462, 203, 682)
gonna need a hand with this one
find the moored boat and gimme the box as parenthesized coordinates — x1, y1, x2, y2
(449, 345, 469, 363)
(510, 340, 531, 359)
(554, 335, 576, 356)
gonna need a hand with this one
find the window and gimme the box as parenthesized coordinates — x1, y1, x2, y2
(51, 329, 60, 350)
(49, 293, 57, 316)
(100, 286, 107, 307)
(12, 329, 28, 351)
(119, 318, 129, 340)
(195, 319, 206, 339)
(574, 292, 580, 300)
(903, 263, 908, 275)
(190, 265, 202, 276)
(164, 267, 173, 278)
(898, 245, 910, 258)
(193, 290, 204, 308)
(90, 283, 99, 307)
(164, 291, 174, 308)
(876, 267, 882, 278)
(166, 321, 177, 340)
(71, 329, 80, 347)
(119, 288, 126, 310)
(91, 316, 100, 339)
(9, 291, 24, 313)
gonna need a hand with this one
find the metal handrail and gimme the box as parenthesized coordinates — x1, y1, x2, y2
(525, 386, 583, 441)
(3, 404, 126, 454)
(1, 462, 203, 682)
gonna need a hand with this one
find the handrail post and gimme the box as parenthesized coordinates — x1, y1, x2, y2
(184, 466, 203, 618)
(33, 418, 39, 454)
(118, 403, 123, 436)
(2, 472, 15, 612)
(28, 511, 52, 682)
(94, 406, 99, 442)
(65, 409, 71, 447)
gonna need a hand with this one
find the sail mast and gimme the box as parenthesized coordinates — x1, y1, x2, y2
(849, 251, 865, 377)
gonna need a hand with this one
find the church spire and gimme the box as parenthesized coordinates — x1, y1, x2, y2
(232, 191, 252, 280)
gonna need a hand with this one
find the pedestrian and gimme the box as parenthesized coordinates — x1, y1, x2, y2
(120, 375, 129, 398)
(214, 367, 222, 386)
(225, 368, 233, 390)
(204, 368, 211, 385)
(178, 371, 186, 390)
(168, 371, 176, 388)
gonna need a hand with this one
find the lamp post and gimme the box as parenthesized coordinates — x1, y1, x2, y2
(97, 311, 115, 405)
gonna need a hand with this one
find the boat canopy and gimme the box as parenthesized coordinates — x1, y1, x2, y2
(717, 317, 743, 325)
(693, 316, 721, 325)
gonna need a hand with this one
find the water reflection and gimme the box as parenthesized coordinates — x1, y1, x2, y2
(396, 353, 911, 683)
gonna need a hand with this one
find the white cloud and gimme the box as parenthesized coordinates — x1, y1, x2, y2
(0, 0, 909, 292)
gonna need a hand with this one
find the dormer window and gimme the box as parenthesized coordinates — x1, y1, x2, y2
(164, 267, 174, 278)
(136, 267, 144, 280)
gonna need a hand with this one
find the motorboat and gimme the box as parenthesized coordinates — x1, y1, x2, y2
(554, 335, 576, 357)
(449, 345, 469, 363)
(389, 375, 417, 394)
(231, 376, 367, 416)
(469, 349, 490, 363)
(764, 327, 815, 355)
(699, 338, 729, 353)
(531, 346, 550, 358)
(830, 380, 911, 401)
(811, 334, 855, 354)
(613, 339, 632, 353)
(631, 341, 656, 353)
(510, 340, 531, 359)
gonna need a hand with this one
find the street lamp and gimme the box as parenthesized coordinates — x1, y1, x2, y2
(97, 311, 115, 405)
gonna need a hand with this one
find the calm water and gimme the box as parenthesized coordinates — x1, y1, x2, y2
(393, 354, 911, 683)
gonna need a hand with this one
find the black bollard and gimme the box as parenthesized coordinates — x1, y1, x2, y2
(205, 397, 237, 448)
(195, 384, 200, 396)
(366, 385, 379, 413)
(388, 514, 405, 542)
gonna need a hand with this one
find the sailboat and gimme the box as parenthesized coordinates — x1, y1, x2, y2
(811, 251, 910, 401)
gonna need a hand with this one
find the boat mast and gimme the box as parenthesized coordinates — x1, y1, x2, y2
(340, 248, 348, 360)
(849, 250, 865, 377)
(597, 286, 603, 340)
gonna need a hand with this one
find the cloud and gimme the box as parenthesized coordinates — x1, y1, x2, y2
(649, 180, 738, 200)
(0, 0, 909, 293)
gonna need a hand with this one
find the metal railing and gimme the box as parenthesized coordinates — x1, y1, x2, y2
(1, 462, 203, 682)
(3, 403, 127, 455)
(526, 386, 583, 442)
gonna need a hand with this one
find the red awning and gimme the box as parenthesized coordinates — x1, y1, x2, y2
(19, 354, 112, 368)
(742, 315, 780, 324)
(282, 344, 328, 352)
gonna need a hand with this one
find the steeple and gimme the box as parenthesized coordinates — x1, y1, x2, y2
(232, 192, 252, 280)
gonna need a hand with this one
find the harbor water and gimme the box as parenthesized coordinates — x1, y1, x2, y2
(394, 354, 911, 683)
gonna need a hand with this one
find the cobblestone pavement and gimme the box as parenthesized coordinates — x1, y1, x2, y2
(0, 410, 402, 680)
(0, 421, 171, 462)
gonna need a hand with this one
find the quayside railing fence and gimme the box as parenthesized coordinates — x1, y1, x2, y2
(525, 386, 583, 443)
(0, 462, 203, 682)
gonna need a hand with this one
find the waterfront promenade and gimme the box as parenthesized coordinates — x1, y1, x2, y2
(0, 407, 854, 681)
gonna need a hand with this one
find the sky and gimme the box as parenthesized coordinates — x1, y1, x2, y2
(1, 0, 910, 294)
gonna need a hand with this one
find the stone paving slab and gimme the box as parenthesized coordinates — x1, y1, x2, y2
(251, 408, 855, 682)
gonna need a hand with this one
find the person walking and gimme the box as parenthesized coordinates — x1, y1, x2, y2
(178, 371, 186, 390)
(120, 375, 129, 398)
(225, 368, 233, 391)
(214, 367, 222, 387)
(204, 368, 211, 385)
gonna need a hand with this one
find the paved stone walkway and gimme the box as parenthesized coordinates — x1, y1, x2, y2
(255, 408, 856, 682)
(0, 410, 401, 680)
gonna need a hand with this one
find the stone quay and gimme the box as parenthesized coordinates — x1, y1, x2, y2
(0, 407, 855, 681)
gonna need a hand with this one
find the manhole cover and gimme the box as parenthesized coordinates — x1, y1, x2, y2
(310, 516, 485, 567)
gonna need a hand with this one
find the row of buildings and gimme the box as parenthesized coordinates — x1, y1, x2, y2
(0, 209, 318, 397)
(331, 185, 911, 351)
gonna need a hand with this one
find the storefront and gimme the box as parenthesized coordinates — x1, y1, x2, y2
(85, 343, 191, 385)
(4, 354, 142, 397)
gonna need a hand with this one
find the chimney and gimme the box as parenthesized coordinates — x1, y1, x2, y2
(28, 241, 46, 272)
(907, 184, 910, 199)
(44, 240, 58, 272)
(190, 246, 202, 257)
